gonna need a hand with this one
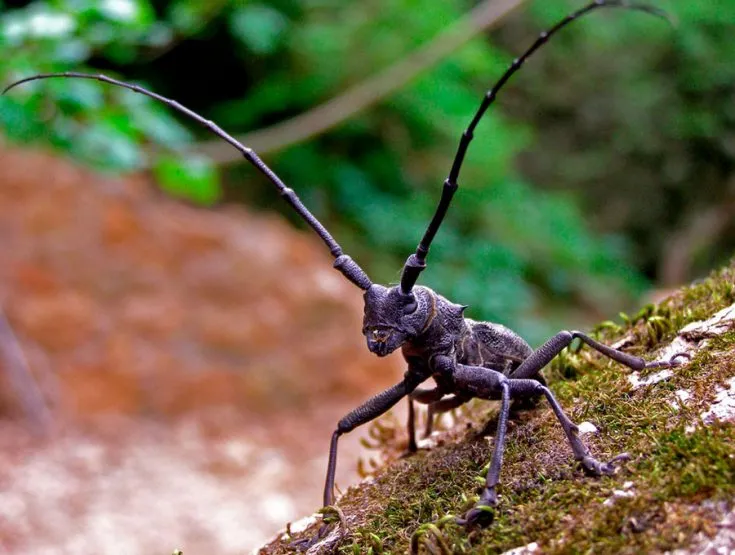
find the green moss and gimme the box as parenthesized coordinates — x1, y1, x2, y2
(263, 261, 735, 554)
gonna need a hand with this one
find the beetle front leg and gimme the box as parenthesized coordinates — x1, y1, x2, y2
(324, 375, 421, 506)
(455, 379, 511, 528)
(434, 361, 511, 527)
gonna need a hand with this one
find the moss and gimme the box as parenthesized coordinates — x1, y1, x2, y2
(262, 260, 735, 554)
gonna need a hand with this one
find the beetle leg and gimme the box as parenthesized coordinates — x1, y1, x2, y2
(510, 330, 688, 381)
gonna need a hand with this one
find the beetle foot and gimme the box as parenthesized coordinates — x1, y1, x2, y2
(402, 439, 418, 457)
(402, 434, 438, 457)
(580, 452, 630, 476)
(455, 505, 495, 528)
(455, 489, 497, 528)
(290, 505, 347, 551)
(401, 444, 431, 458)
(645, 351, 691, 369)
(289, 522, 332, 551)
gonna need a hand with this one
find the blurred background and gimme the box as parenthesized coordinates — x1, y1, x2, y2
(0, 0, 733, 552)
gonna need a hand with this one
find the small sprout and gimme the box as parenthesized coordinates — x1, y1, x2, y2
(480, 461, 490, 477)
(319, 505, 347, 529)
(367, 532, 384, 554)
(594, 320, 623, 333)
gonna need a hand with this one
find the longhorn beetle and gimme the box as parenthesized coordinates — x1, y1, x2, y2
(4, 0, 683, 529)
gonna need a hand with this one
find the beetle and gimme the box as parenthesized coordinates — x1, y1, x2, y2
(3, 0, 683, 530)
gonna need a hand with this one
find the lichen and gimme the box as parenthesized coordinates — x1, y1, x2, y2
(261, 260, 735, 554)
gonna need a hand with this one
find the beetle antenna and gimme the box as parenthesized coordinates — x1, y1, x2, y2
(3, 72, 373, 291)
(398, 0, 671, 295)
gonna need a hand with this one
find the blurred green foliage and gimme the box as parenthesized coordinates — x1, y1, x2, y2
(1, 0, 733, 342)
(507, 0, 735, 285)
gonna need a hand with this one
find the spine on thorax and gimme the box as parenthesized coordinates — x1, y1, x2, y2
(402, 287, 473, 373)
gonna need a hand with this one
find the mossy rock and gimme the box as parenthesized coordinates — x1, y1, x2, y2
(262, 261, 735, 554)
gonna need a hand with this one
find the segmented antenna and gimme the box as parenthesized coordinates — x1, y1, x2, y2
(398, 0, 670, 295)
(2, 73, 373, 291)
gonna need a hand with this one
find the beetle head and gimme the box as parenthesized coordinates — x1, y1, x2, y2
(362, 285, 431, 356)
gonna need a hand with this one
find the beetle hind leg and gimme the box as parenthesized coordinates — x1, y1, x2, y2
(509, 378, 629, 476)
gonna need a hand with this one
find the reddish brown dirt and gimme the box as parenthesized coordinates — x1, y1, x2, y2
(0, 146, 403, 553)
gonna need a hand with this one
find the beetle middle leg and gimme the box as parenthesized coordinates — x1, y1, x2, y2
(407, 387, 473, 452)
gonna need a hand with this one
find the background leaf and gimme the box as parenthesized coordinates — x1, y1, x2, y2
(153, 154, 221, 205)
